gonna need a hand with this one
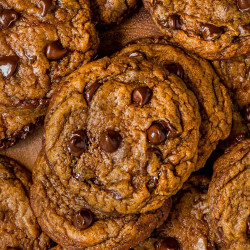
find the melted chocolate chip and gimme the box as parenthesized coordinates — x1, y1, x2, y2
(247, 215, 250, 237)
(238, 23, 250, 35)
(0, 56, 19, 78)
(201, 24, 224, 41)
(207, 241, 218, 250)
(0, 9, 19, 29)
(100, 130, 122, 153)
(38, 0, 53, 17)
(84, 82, 102, 104)
(146, 176, 158, 192)
(147, 123, 167, 144)
(128, 51, 147, 60)
(155, 237, 180, 250)
(243, 104, 250, 123)
(237, 0, 250, 12)
(46, 41, 67, 60)
(132, 86, 152, 106)
(67, 130, 88, 157)
(224, 133, 247, 153)
(73, 209, 94, 230)
(168, 14, 181, 29)
(165, 63, 184, 79)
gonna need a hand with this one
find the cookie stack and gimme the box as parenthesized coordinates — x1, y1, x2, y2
(0, 0, 249, 249)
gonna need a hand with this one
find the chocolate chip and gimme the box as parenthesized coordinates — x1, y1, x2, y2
(247, 215, 250, 237)
(67, 130, 88, 157)
(100, 130, 122, 153)
(146, 176, 158, 192)
(128, 51, 147, 60)
(146, 147, 163, 159)
(168, 14, 181, 29)
(160, 120, 178, 138)
(155, 237, 180, 250)
(237, 0, 250, 12)
(84, 82, 102, 104)
(207, 241, 218, 250)
(243, 104, 250, 123)
(147, 122, 167, 144)
(0, 56, 19, 78)
(165, 63, 184, 79)
(224, 133, 247, 153)
(201, 24, 224, 41)
(73, 209, 94, 230)
(0, 9, 19, 29)
(38, 0, 53, 17)
(46, 41, 67, 60)
(238, 23, 250, 35)
(132, 86, 152, 106)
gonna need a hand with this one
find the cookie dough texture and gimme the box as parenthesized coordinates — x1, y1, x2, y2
(43, 56, 200, 214)
(91, 0, 140, 25)
(0, 0, 99, 148)
(134, 175, 214, 250)
(0, 155, 51, 249)
(143, 0, 250, 60)
(31, 153, 172, 249)
(116, 38, 232, 170)
(208, 138, 250, 249)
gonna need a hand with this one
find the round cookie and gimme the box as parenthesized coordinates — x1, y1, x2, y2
(30, 152, 172, 249)
(208, 137, 250, 249)
(116, 38, 232, 170)
(0, 0, 99, 148)
(0, 155, 51, 249)
(43, 55, 201, 214)
(91, 0, 140, 25)
(134, 174, 215, 250)
(143, 0, 250, 60)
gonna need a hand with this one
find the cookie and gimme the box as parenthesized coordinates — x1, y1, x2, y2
(143, 0, 250, 60)
(116, 38, 232, 170)
(30, 152, 172, 249)
(42, 55, 201, 214)
(207, 137, 250, 249)
(0, 0, 99, 148)
(134, 174, 215, 250)
(0, 155, 51, 249)
(91, 0, 140, 25)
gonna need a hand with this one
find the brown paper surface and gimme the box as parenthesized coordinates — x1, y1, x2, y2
(0, 7, 160, 171)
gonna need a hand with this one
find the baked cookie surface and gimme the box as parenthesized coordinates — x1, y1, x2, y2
(31, 152, 172, 249)
(134, 174, 215, 250)
(0, 0, 99, 148)
(208, 138, 250, 249)
(42, 55, 201, 215)
(0, 155, 51, 249)
(91, 0, 140, 25)
(143, 0, 250, 60)
(116, 38, 232, 170)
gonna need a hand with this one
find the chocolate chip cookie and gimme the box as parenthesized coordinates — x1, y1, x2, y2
(30, 152, 172, 249)
(208, 137, 250, 249)
(143, 0, 250, 60)
(0, 155, 51, 249)
(0, 0, 99, 148)
(43, 55, 201, 215)
(134, 174, 215, 250)
(116, 38, 232, 170)
(91, 0, 140, 25)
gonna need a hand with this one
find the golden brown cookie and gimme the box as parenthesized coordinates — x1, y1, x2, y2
(91, 0, 140, 25)
(116, 38, 232, 170)
(208, 138, 250, 249)
(42, 55, 201, 215)
(143, 0, 250, 60)
(0, 0, 99, 148)
(0, 155, 51, 249)
(30, 152, 172, 249)
(133, 174, 216, 250)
